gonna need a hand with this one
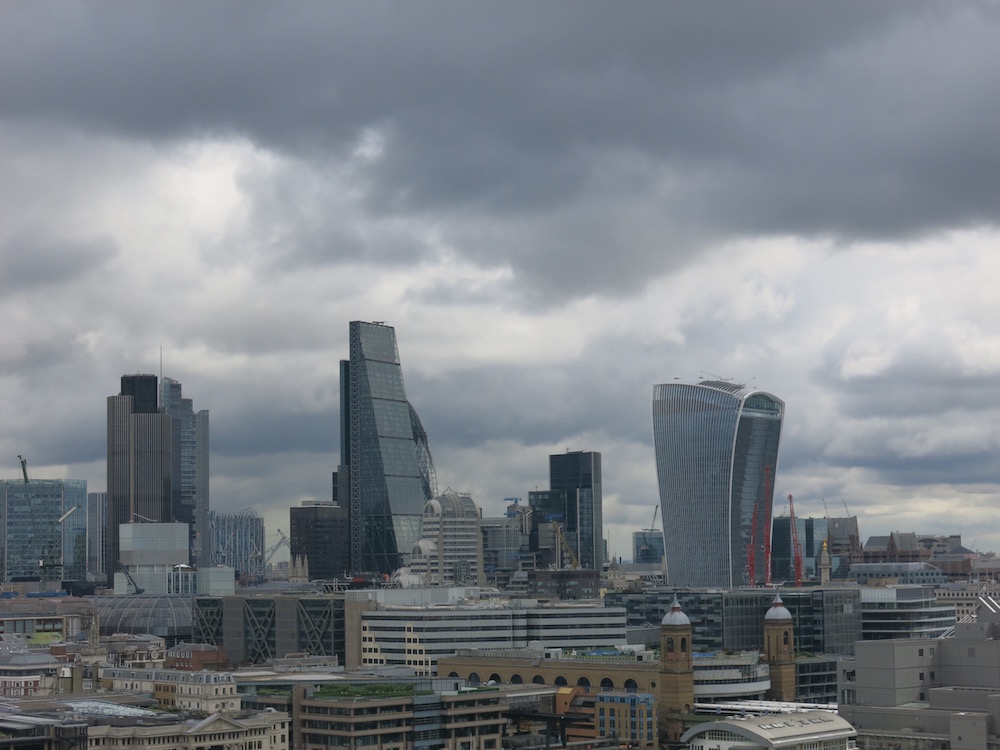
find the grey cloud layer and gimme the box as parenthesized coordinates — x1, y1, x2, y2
(4, 2, 999, 301)
(2, 2, 1000, 556)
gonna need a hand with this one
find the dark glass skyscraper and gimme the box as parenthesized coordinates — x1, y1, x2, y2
(161, 377, 210, 567)
(528, 451, 603, 570)
(652, 380, 784, 588)
(339, 321, 437, 575)
(107, 374, 173, 586)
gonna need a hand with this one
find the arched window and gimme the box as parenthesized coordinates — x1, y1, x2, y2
(448, 672, 459, 678)
(468, 672, 481, 686)
(489, 673, 502, 685)
(624, 679, 638, 693)
(665, 637, 674, 654)
(680, 637, 688, 653)
(554, 676, 568, 686)
(783, 630, 789, 646)
(577, 677, 591, 689)
(532, 675, 545, 685)
(510, 674, 523, 684)
(600, 677, 614, 691)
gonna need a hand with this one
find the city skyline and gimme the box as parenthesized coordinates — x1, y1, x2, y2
(3, 3, 1000, 561)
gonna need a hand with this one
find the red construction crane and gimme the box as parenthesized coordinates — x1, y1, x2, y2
(746, 503, 758, 585)
(762, 466, 773, 585)
(788, 493, 803, 587)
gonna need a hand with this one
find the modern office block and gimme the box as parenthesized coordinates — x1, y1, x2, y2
(481, 499, 532, 575)
(0, 479, 87, 583)
(409, 490, 485, 586)
(652, 380, 784, 588)
(633, 529, 665, 565)
(289, 500, 350, 581)
(161, 377, 210, 567)
(837, 596, 1000, 748)
(210, 509, 265, 582)
(107, 374, 173, 586)
(339, 321, 437, 575)
(528, 451, 603, 570)
(86, 491, 107, 582)
(550, 451, 603, 570)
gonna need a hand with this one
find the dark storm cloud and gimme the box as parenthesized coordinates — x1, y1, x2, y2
(4, 2, 997, 300)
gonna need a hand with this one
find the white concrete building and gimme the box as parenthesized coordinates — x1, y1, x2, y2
(115, 522, 235, 596)
(359, 597, 626, 676)
(409, 490, 486, 586)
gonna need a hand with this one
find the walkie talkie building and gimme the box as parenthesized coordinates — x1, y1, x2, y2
(340, 321, 438, 576)
(652, 380, 783, 588)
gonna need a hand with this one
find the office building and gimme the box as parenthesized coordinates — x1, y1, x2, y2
(838, 595, 1000, 749)
(633, 529, 665, 565)
(409, 490, 485, 586)
(481, 499, 532, 577)
(107, 374, 173, 586)
(290, 679, 504, 750)
(529, 451, 603, 570)
(356, 597, 627, 675)
(652, 379, 784, 588)
(1, 478, 87, 583)
(160, 377, 210, 567)
(859, 585, 955, 640)
(193, 593, 345, 666)
(338, 321, 438, 575)
(116, 521, 234, 596)
(288, 500, 350, 581)
(86, 491, 107, 582)
(209, 509, 265, 582)
(606, 586, 862, 657)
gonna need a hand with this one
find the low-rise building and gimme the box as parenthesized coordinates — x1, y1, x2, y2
(357, 599, 626, 675)
(101, 667, 241, 714)
(682, 710, 856, 749)
(838, 595, 1000, 748)
(292, 680, 506, 750)
(860, 585, 955, 640)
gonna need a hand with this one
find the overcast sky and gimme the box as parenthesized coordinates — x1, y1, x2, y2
(2, 2, 1000, 563)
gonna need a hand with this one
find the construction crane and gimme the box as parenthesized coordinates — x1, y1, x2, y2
(762, 466, 774, 585)
(118, 561, 145, 595)
(38, 505, 79, 593)
(17, 455, 29, 484)
(746, 503, 759, 585)
(262, 529, 291, 567)
(638, 505, 659, 563)
(552, 522, 579, 569)
(788, 494, 803, 587)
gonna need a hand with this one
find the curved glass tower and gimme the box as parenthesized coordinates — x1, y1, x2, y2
(652, 380, 784, 588)
(340, 321, 438, 575)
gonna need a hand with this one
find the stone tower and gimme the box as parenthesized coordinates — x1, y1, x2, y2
(659, 594, 695, 743)
(819, 539, 832, 585)
(763, 592, 796, 701)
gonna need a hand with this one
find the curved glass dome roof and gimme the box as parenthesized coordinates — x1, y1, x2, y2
(87, 595, 193, 642)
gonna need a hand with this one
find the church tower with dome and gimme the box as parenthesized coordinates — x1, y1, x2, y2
(764, 592, 796, 701)
(658, 594, 695, 742)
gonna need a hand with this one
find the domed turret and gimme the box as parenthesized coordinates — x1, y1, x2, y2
(763, 591, 795, 701)
(662, 594, 691, 627)
(764, 592, 792, 621)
